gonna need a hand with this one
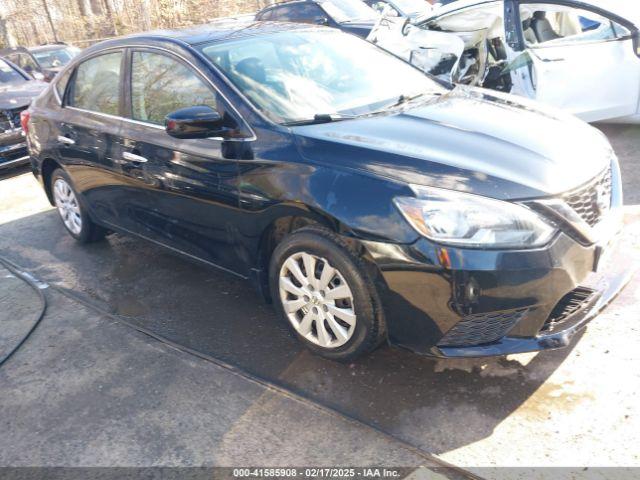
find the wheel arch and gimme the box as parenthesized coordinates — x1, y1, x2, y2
(253, 206, 386, 305)
(40, 157, 62, 206)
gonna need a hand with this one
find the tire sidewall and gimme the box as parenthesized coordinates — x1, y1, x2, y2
(269, 229, 378, 361)
(50, 168, 93, 243)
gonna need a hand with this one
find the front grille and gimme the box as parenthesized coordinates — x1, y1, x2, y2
(540, 287, 597, 334)
(564, 168, 612, 227)
(438, 308, 528, 347)
(0, 106, 26, 133)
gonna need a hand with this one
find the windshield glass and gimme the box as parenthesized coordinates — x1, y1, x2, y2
(320, 0, 378, 22)
(0, 59, 27, 84)
(32, 47, 79, 69)
(393, 0, 430, 15)
(201, 30, 444, 124)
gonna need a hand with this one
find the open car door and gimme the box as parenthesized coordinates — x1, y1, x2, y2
(514, 1, 640, 122)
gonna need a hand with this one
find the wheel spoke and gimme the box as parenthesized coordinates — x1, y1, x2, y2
(298, 311, 314, 336)
(319, 261, 336, 289)
(283, 298, 306, 313)
(315, 316, 331, 347)
(326, 304, 356, 326)
(326, 314, 349, 342)
(279, 277, 306, 298)
(284, 258, 308, 287)
(302, 253, 317, 288)
(325, 284, 350, 301)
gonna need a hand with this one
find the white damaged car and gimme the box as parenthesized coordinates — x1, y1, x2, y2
(368, 0, 640, 123)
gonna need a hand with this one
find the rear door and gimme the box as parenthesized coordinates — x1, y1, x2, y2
(115, 48, 249, 274)
(515, 1, 640, 121)
(59, 50, 127, 227)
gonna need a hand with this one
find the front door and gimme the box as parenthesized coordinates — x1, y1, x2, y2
(115, 48, 251, 275)
(514, 1, 640, 122)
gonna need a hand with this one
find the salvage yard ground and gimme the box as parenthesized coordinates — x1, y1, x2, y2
(0, 123, 639, 473)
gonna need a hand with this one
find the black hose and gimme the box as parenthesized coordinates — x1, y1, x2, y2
(0, 256, 47, 367)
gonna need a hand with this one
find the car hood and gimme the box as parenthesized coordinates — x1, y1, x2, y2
(0, 80, 48, 110)
(292, 86, 614, 200)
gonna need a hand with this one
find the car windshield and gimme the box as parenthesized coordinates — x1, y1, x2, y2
(200, 30, 445, 124)
(32, 47, 79, 69)
(0, 59, 27, 84)
(393, 0, 430, 15)
(320, 0, 378, 22)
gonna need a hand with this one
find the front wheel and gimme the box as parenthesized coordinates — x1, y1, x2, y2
(51, 168, 107, 243)
(269, 227, 385, 362)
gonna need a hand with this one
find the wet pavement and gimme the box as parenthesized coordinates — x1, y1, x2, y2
(0, 125, 639, 470)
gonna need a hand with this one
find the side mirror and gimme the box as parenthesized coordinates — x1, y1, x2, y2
(313, 16, 330, 26)
(165, 105, 229, 140)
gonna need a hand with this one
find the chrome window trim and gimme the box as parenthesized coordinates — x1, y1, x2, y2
(61, 43, 257, 142)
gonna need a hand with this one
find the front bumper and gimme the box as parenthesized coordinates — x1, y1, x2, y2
(363, 219, 635, 358)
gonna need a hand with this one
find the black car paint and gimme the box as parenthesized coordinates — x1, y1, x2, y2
(26, 22, 628, 357)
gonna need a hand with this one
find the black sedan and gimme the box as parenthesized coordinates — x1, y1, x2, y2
(24, 20, 628, 361)
(1, 58, 47, 170)
(255, 0, 379, 37)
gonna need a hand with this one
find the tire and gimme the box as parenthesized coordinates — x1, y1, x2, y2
(50, 168, 107, 244)
(269, 226, 385, 362)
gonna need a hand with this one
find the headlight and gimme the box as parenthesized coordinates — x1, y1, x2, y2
(394, 186, 557, 249)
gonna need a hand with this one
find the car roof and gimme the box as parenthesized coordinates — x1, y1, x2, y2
(118, 18, 318, 46)
(422, 0, 638, 27)
(29, 44, 71, 52)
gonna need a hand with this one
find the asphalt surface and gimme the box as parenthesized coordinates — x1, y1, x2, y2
(0, 124, 639, 471)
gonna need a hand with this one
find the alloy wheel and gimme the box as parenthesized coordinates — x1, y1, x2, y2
(279, 252, 357, 349)
(53, 178, 83, 235)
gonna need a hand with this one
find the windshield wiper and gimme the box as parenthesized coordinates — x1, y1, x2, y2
(283, 113, 358, 126)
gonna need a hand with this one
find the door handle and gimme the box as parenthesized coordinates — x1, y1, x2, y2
(122, 151, 148, 163)
(57, 135, 75, 145)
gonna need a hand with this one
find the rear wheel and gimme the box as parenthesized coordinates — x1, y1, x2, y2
(51, 169, 107, 243)
(269, 227, 385, 361)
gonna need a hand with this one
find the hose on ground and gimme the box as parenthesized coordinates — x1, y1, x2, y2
(0, 255, 47, 367)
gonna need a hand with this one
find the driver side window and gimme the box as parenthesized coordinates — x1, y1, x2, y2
(130, 51, 217, 125)
(519, 4, 630, 47)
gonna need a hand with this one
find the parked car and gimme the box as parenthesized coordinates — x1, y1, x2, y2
(363, 0, 432, 21)
(0, 58, 47, 170)
(24, 21, 630, 360)
(369, 0, 640, 123)
(255, 0, 379, 37)
(0, 44, 81, 82)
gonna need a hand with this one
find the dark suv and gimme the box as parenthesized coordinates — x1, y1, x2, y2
(255, 0, 379, 37)
(24, 21, 630, 361)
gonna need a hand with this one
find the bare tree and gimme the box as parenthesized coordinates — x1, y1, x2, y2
(1, 0, 274, 47)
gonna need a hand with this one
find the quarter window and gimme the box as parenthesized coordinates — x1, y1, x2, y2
(131, 51, 217, 125)
(69, 52, 122, 115)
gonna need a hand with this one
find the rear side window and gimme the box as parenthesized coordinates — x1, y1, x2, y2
(69, 52, 122, 115)
(130, 51, 217, 125)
